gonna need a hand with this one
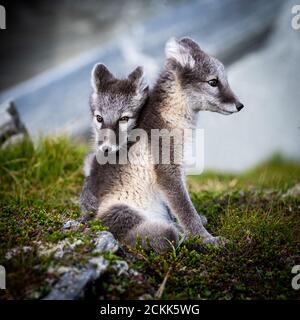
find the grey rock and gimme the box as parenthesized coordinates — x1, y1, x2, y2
(113, 260, 129, 276)
(0, 101, 28, 146)
(92, 231, 119, 254)
(1, 133, 26, 148)
(44, 257, 109, 300)
(43, 231, 119, 300)
(283, 183, 300, 198)
(62, 219, 81, 230)
(37, 239, 83, 259)
(89, 257, 110, 278)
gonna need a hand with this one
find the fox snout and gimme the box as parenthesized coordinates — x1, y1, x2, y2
(99, 144, 112, 154)
(236, 102, 244, 112)
(97, 129, 119, 154)
(98, 140, 118, 154)
(218, 100, 244, 115)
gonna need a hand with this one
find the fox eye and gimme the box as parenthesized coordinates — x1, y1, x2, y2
(208, 79, 218, 87)
(119, 116, 130, 122)
(96, 115, 103, 123)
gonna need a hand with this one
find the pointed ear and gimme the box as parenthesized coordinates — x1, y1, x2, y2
(165, 37, 195, 68)
(91, 63, 114, 92)
(128, 66, 149, 98)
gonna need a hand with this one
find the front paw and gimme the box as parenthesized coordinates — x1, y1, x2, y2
(187, 215, 207, 236)
(203, 236, 227, 247)
(199, 214, 207, 225)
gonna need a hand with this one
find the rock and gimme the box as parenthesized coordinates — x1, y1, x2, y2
(0, 101, 29, 147)
(1, 133, 27, 148)
(113, 260, 129, 276)
(92, 231, 119, 254)
(47, 266, 72, 276)
(37, 239, 83, 259)
(43, 232, 119, 300)
(5, 246, 32, 260)
(43, 257, 109, 300)
(89, 257, 110, 277)
(62, 219, 81, 230)
(283, 183, 300, 198)
(139, 293, 153, 300)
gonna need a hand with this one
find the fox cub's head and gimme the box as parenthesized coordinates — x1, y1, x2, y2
(90, 64, 148, 154)
(165, 37, 244, 115)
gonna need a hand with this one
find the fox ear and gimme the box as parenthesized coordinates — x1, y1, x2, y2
(91, 63, 114, 92)
(165, 37, 195, 68)
(128, 66, 144, 82)
(128, 66, 149, 98)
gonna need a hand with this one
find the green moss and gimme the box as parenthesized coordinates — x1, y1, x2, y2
(89, 220, 108, 232)
(0, 137, 299, 299)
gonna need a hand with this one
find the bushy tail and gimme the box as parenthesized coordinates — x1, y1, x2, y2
(99, 205, 179, 253)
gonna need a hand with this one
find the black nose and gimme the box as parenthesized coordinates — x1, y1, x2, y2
(102, 146, 112, 155)
(236, 102, 244, 112)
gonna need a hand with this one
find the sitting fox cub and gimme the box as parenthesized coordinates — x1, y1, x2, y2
(80, 37, 244, 253)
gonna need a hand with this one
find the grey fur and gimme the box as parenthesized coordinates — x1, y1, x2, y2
(80, 175, 98, 213)
(125, 220, 179, 253)
(100, 204, 143, 240)
(80, 37, 244, 253)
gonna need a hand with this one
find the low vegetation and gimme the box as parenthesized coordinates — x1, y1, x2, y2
(0, 137, 299, 299)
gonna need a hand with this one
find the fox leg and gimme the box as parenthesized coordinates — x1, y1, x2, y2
(80, 176, 99, 213)
(155, 165, 223, 245)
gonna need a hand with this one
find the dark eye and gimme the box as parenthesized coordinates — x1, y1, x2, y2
(96, 115, 103, 123)
(208, 79, 218, 87)
(119, 116, 130, 122)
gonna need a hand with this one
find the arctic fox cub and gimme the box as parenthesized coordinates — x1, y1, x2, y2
(80, 37, 244, 253)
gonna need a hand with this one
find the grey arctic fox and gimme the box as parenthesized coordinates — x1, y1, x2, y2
(80, 37, 244, 253)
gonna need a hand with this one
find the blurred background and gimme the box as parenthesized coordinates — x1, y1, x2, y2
(0, 0, 299, 171)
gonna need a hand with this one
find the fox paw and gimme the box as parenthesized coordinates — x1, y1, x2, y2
(200, 214, 208, 225)
(203, 236, 226, 247)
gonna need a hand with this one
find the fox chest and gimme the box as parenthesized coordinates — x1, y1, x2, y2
(111, 163, 158, 207)
(97, 141, 170, 221)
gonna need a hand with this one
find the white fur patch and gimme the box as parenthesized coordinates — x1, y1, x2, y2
(165, 38, 195, 68)
(83, 152, 94, 177)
